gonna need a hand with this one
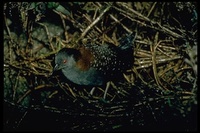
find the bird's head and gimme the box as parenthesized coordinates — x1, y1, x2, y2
(54, 48, 81, 71)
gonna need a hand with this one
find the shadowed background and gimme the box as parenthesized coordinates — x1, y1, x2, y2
(3, 2, 197, 131)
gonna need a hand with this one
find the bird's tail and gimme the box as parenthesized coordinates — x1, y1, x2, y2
(118, 32, 137, 50)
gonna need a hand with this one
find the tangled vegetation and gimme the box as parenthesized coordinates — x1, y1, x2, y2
(4, 2, 197, 131)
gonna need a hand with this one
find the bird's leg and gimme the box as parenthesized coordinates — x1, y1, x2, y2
(103, 81, 111, 99)
(90, 87, 96, 95)
(89, 82, 110, 99)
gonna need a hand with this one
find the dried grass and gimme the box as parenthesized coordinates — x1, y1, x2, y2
(4, 2, 197, 131)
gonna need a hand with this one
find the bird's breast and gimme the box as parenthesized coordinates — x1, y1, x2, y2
(62, 66, 105, 86)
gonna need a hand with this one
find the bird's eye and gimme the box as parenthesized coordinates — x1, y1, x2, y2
(63, 59, 67, 64)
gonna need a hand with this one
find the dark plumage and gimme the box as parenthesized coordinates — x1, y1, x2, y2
(54, 33, 136, 87)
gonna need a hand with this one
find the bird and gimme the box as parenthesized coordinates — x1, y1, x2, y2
(53, 32, 136, 99)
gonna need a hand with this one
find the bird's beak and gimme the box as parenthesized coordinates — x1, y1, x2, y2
(53, 64, 59, 71)
(49, 64, 59, 77)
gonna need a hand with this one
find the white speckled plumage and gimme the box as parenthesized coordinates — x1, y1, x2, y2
(54, 33, 136, 86)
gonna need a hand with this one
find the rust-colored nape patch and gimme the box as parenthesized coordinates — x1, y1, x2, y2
(76, 46, 94, 71)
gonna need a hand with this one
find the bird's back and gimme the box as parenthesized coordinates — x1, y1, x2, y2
(83, 32, 136, 78)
